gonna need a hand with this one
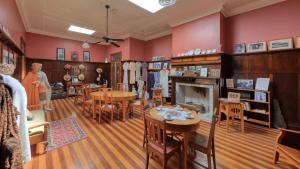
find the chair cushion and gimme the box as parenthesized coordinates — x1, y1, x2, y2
(132, 100, 141, 106)
(27, 109, 45, 136)
(148, 136, 180, 154)
(189, 132, 209, 148)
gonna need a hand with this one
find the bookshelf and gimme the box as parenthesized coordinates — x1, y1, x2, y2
(227, 87, 271, 128)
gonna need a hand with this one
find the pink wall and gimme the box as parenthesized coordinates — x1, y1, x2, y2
(26, 33, 107, 62)
(144, 35, 172, 61)
(0, 0, 26, 47)
(129, 38, 145, 61)
(226, 0, 300, 53)
(107, 38, 130, 61)
(172, 13, 222, 55)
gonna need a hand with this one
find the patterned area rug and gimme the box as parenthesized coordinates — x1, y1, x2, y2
(46, 115, 87, 151)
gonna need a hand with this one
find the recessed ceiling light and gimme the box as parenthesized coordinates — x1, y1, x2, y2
(128, 0, 164, 13)
(68, 25, 95, 35)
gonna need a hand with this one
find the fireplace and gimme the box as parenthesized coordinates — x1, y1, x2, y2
(176, 82, 214, 121)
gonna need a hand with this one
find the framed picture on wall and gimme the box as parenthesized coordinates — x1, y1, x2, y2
(247, 42, 267, 53)
(57, 48, 65, 60)
(2, 47, 9, 64)
(269, 38, 293, 51)
(296, 36, 300, 48)
(83, 51, 90, 62)
(233, 43, 246, 54)
(71, 51, 78, 61)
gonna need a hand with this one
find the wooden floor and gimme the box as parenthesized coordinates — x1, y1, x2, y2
(24, 98, 296, 169)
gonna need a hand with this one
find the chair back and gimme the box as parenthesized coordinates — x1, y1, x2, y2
(100, 88, 113, 107)
(144, 114, 167, 154)
(82, 84, 91, 101)
(228, 103, 243, 116)
(152, 88, 163, 105)
(117, 83, 128, 91)
(208, 108, 219, 147)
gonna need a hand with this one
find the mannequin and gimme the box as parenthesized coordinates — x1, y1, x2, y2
(37, 64, 52, 111)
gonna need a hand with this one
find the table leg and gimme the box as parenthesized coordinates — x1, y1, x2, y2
(122, 100, 127, 121)
(92, 97, 96, 119)
(183, 132, 190, 169)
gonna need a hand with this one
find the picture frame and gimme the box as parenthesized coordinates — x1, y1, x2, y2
(269, 38, 293, 51)
(237, 79, 254, 89)
(296, 36, 300, 48)
(71, 51, 78, 61)
(233, 43, 246, 54)
(226, 79, 234, 88)
(228, 92, 240, 102)
(200, 68, 208, 77)
(2, 47, 9, 64)
(83, 51, 90, 62)
(255, 78, 270, 91)
(247, 42, 267, 53)
(56, 48, 65, 60)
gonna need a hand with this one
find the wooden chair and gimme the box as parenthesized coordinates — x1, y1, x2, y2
(82, 84, 93, 115)
(274, 128, 300, 168)
(152, 88, 163, 106)
(27, 104, 49, 154)
(131, 86, 147, 117)
(98, 88, 118, 123)
(189, 109, 218, 169)
(218, 93, 244, 133)
(144, 114, 181, 169)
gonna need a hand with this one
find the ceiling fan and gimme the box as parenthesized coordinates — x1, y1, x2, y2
(95, 5, 124, 47)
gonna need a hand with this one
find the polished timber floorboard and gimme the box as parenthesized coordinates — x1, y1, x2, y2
(24, 98, 296, 169)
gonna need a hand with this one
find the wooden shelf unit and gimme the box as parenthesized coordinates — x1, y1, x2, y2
(227, 87, 271, 128)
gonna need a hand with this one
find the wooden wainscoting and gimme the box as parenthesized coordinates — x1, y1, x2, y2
(23, 98, 297, 169)
(231, 49, 300, 129)
(25, 58, 110, 85)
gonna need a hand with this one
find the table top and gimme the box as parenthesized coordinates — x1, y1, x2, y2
(90, 90, 137, 99)
(149, 106, 200, 127)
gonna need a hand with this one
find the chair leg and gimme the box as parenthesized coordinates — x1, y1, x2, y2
(178, 148, 182, 169)
(163, 157, 167, 169)
(98, 112, 101, 123)
(212, 141, 216, 169)
(218, 111, 222, 126)
(207, 152, 212, 169)
(145, 153, 150, 169)
(241, 114, 244, 133)
(274, 150, 280, 164)
(226, 114, 230, 132)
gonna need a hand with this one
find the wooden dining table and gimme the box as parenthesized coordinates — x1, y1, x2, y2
(149, 106, 201, 169)
(90, 90, 137, 121)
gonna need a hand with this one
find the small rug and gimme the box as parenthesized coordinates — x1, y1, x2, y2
(46, 115, 87, 151)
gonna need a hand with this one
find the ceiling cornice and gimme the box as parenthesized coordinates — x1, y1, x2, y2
(223, 0, 285, 17)
(144, 30, 172, 41)
(15, 0, 30, 31)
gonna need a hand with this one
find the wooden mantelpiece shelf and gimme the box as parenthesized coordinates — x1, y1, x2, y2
(227, 87, 271, 128)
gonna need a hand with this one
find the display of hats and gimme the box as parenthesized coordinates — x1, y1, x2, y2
(0, 64, 15, 75)
(64, 64, 72, 70)
(63, 74, 71, 81)
(79, 64, 85, 70)
(78, 73, 85, 81)
(96, 68, 103, 73)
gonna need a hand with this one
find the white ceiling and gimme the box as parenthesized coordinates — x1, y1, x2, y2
(15, 0, 284, 42)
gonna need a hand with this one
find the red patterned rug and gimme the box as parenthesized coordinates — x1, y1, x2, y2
(46, 115, 87, 151)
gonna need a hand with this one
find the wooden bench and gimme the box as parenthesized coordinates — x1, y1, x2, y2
(274, 128, 300, 168)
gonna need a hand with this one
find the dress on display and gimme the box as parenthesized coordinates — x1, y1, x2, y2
(129, 62, 136, 84)
(141, 62, 147, 81)
(159, 69, 169, 97)
(123, 62, 129, 90)
(135, 62, 141, 82)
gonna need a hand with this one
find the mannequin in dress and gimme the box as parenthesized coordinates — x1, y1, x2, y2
(36, 64, 52, 111)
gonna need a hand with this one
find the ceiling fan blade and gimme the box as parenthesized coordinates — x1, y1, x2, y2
(110, 38, 124, 41)
(111, 42, 120, 47)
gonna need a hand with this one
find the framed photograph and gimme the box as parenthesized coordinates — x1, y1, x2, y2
(8, 51, 14, 64)
(83, 51, 90, 62)
(255, 78, 270, 91)
(200, 68, 208, 77)
(247, 42, 267, 53)
(226, 79, 234, 88)
(163, 62, 168, 70)
(233, 43, 246, 54)
(255, 91, 267, 102)
(20, 37, 26, 54)
(296, 36, 300, 48)
(72, 76, 79, 83)
(2, 48, 9, 64)
(56, 48, 65, 60)
(237, 79, 253, 89)
(228, 92, 240, 102)
(269, 38, 293, 51)
(71, 51, 78, 61)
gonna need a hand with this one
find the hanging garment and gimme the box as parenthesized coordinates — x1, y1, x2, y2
(0, 81, 22, 169)
(2, 74, 31, 164)
(129, 62, 136, 84)
(159, 70, 169, 97)
(38, 71, 51, 109)
(123, 62, 129, 90)
(141, 62, 147, 81)
(22, 72, 40, 106)
(147, 73, 155, 98)
(137, 79, 144, 98)
(135, 62, 142, 82)
(154, 72, 160, 87)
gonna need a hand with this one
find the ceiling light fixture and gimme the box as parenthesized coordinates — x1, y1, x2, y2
(68, 25, 95, 35)
(159, 0, 176, 7)
(128, 0, 164, 13)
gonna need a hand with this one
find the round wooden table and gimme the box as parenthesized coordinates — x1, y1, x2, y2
(90, 91, 137, 121)
(149, 106, 200, 169)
